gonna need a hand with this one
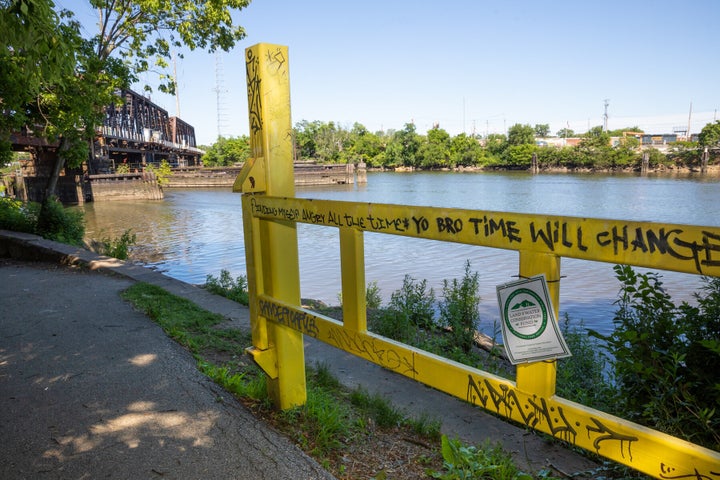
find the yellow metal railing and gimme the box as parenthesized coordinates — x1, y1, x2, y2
(234, 43, 720, 479)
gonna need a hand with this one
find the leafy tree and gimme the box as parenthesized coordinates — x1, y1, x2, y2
(580, 126, 611, 149)
(450, 133, 484, 167)
(1, 0, 250, 203)
(315, 121, 350, 163)
(556, 127, 575, 138)
(92, 0, 249, 95)
(201, 136, 250, 167)
(418, 126, 450, 168)
(667, 140, 701, 167)
(534, 123, 550, 137)
(388, 123, 421, 167)
(484, 133, 507, 155)
(506, 123, 535, 146)
(349, 124, 385, 166)
(698, 120, 720, 147)
(0, 0, 79, 165)
(502, 144, 537, 168)
(608, 126, 643, 137)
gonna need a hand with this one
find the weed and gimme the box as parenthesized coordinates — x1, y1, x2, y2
(439, 260, 481, 354)
(390, 274, 436, 329)
(366, 280, 383, 309)
(429, 435, 561, 480)
(204, 269, 249, 305)
(350, 386, 405, 428)
(1, 196, 86, 246)
(144, 159, 173, 186)
(99, 228, 136, 260)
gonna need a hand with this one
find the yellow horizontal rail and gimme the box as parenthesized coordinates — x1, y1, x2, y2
(255, 292, 720, 477)
(247, 195, 720, 277)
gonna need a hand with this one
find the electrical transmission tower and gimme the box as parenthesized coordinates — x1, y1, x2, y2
(603, 99, 610, 132)
(213, 52, 229, 139)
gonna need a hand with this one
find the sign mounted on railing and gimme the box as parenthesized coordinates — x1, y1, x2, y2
(496, 275, 571, 364)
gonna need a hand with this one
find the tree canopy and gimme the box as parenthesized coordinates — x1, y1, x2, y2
(202, 118, 715, 172)
(699, 120, 720, 147)
(0, 0, 250, 196)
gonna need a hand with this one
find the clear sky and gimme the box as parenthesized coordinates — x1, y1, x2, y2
(66, 0, 720, 146)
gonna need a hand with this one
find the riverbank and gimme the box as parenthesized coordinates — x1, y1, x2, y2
(373, 163, 720, 175)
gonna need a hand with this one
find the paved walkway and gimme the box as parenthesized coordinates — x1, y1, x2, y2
(0, 230, 599, 478)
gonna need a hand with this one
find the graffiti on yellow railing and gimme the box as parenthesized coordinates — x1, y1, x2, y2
(248, 196, 720, 276)
(238, 43, 720, 479)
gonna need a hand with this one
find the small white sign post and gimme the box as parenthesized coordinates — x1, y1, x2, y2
(496, 274, 571, 365)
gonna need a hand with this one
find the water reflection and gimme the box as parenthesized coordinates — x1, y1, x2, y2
(78, 172, 719, 337)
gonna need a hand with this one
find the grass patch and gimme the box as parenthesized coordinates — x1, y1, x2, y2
(121, 281, 598, 479)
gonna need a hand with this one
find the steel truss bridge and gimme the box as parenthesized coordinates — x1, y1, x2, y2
(92, 88, 204, 173)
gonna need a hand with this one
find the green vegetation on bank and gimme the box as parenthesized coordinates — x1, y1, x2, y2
(198, 119, 720, 171)
(201, 260, 720, 464)
(121, 281, 576, 479)
(0, 196, 85, 245)
(0, 196, 137, 259)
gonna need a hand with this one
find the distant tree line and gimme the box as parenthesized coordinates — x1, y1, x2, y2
(200, 120, 720, 171)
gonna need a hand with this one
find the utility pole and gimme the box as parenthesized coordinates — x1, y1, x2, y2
(213, 52, 229, 139)
(172, 51, 181, 118)
(603, 99, 609, 132)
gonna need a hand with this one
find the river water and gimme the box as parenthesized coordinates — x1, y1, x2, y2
(79, 171, 720, 337)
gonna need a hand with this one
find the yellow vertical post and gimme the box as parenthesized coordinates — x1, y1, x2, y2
(340, 227, 367, 332)
(235, 44, 306, 410)
(515, 250, 560, 398)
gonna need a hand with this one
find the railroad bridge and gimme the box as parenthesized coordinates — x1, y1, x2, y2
(6, 88, 204, 203)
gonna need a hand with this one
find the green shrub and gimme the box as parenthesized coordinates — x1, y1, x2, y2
(389, 274, 436, 329)
(556, 314, 612, 410)
(145, 159, 173, 186)
(429, 435, 559, 480)
(0, 197, 37, 233)
(205, 269, 249, 305)
(439, 260, 480, 353)
(35, 198, 85, 245)
(99, 228, 136, 260)
(365, 280, 382, 309)
(594, 265, 720, 450)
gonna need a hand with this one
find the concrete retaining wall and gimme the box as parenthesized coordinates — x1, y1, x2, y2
(88, 173, 163, 201)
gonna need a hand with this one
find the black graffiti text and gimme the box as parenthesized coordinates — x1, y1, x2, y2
(367, 214, 410, 232)
(469, 216, 522, 243)
(258, 299, 319, 337)
(596, 226, 720, 274)
(530, 221, 588, 252)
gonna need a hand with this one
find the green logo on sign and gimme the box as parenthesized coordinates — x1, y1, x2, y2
(503, 288, 548, 340)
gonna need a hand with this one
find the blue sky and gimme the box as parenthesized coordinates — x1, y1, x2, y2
(66, 1, 720, 146)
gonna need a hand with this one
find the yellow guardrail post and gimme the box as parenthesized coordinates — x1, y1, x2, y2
(234, 43, 306, 409)
(340, 227, 367, 332)
(515, 250, 560, 397)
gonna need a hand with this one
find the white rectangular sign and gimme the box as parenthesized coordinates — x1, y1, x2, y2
(496, 275, 571, 365)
